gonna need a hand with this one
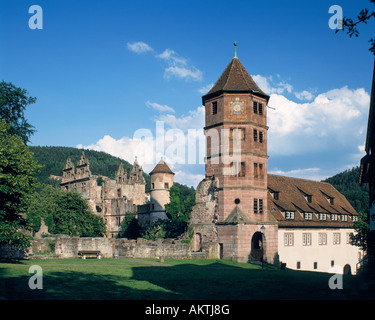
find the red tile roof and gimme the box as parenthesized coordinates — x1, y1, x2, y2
(268, 174, 358, 228)
(149, 159, 174, 175)
(202, 57, 269, 104)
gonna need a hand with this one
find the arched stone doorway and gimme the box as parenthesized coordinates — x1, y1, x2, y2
(250, 231, 264, 262)
(193, 233, 202, 252)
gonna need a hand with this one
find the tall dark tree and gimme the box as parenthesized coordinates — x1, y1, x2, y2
(0, 81, 36, 144)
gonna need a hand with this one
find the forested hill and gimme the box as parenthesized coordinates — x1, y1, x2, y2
(322, 166, 369, 214)
(29, 146, 151, 189)
(30, 146, 366, 214)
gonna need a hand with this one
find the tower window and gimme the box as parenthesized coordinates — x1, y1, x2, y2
(253, 101, 258, 114)
(212, 101, 217, 114)
(259, 131, 264, 143)
(230, 128, 245, 140)
(164, 182, 169, 189)
(253, 129, 258, 142)
(254, 198, 263, 214)
(231, 162, 246, 177)
(259, 103, 263, 115)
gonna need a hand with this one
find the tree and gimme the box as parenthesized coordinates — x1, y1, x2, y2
(120, 213, 140, 239)
(0, 81, 36, 144)
(27, 184, 106, 237)
(0, 120, 41, 248)
(165, 185, 181, 220)
(350, 211, 370, 251)
(336, 0, 375, 54)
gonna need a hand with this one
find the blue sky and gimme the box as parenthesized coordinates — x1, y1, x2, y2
(1, 0, 374, 187)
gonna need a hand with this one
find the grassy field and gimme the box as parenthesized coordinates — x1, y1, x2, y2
(0, 258, 366, 300)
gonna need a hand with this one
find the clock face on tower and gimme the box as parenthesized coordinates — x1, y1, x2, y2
(230, 98, 245, 115)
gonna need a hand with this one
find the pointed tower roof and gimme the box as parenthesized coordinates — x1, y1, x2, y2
(149, 159, 174, 175)
(202, 57, 269, 104)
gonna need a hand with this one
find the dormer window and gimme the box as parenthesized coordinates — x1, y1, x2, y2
(322, 191, 334, 205)
(285, 211, 295, 220)
(299, 188, 312, 203)
(304, 212, 313, 220)
(269, 189, 279, 200)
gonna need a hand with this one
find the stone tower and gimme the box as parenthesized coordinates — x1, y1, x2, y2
(192, 45, 278, 263)
(149, 159, 175, 224)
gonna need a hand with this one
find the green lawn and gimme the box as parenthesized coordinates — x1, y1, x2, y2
(0, 258, 364, 300)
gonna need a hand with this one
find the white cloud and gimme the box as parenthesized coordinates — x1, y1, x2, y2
(267, 86, 370, 156)
(127, 42, 203, 81)
(156, 48, 202, 81)
(77, 105, 206, 179)
(126, 41, 153, 54)
(295, 90, 314, 101)
(253, 74, 293, 95)
(146, 101, 175, 113)
(269, 167, 325, 181)
(157, 105, 205, 131)
(174, 170, 205, 188)
(198, 83, 214, 94)
(164, 66, 203, 81)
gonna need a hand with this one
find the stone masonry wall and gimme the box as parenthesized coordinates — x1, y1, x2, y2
(1, 236, 220, 260)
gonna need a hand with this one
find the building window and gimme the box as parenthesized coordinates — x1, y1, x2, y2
(253, 129, 258, 142)
(259, 103, 263, 115)
(304, 212, 313, 220)
(254, 163, 258, 178)
(254, 163, 264, 179)
(346, 232, 351, 244)
(230, 128, 245, 140)
(254, 198, 263, 214)
(151, 183, 154, 189)
(259, 131, 264, 143)
(231, 162, 245, 177)
(331, 214, 338, 221)
(285, 211, 295, 220)
(297, 261, 301, 269)
(212, 101, 217, 114)
(239, 162, 246, 177)
(117, 188, 121, 197)
(303, 233, 311, 246)
(314, 262, 318, 270)
(274, 191, 279, 200)
(319, 213, 327, 221)
(284, 233, 294, 246)
(333, 233, 341, 245)
(341, 214, 348, 222)
(319, 233, 327, 245)
(164, 182, 169, 189)
(352, 216, 358, 222)
(253, 101, 264, 115)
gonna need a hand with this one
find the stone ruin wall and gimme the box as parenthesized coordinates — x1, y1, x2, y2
(0, 236, 220, 260)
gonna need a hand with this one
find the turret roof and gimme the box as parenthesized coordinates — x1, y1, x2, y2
(202, 57, 269, 104)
